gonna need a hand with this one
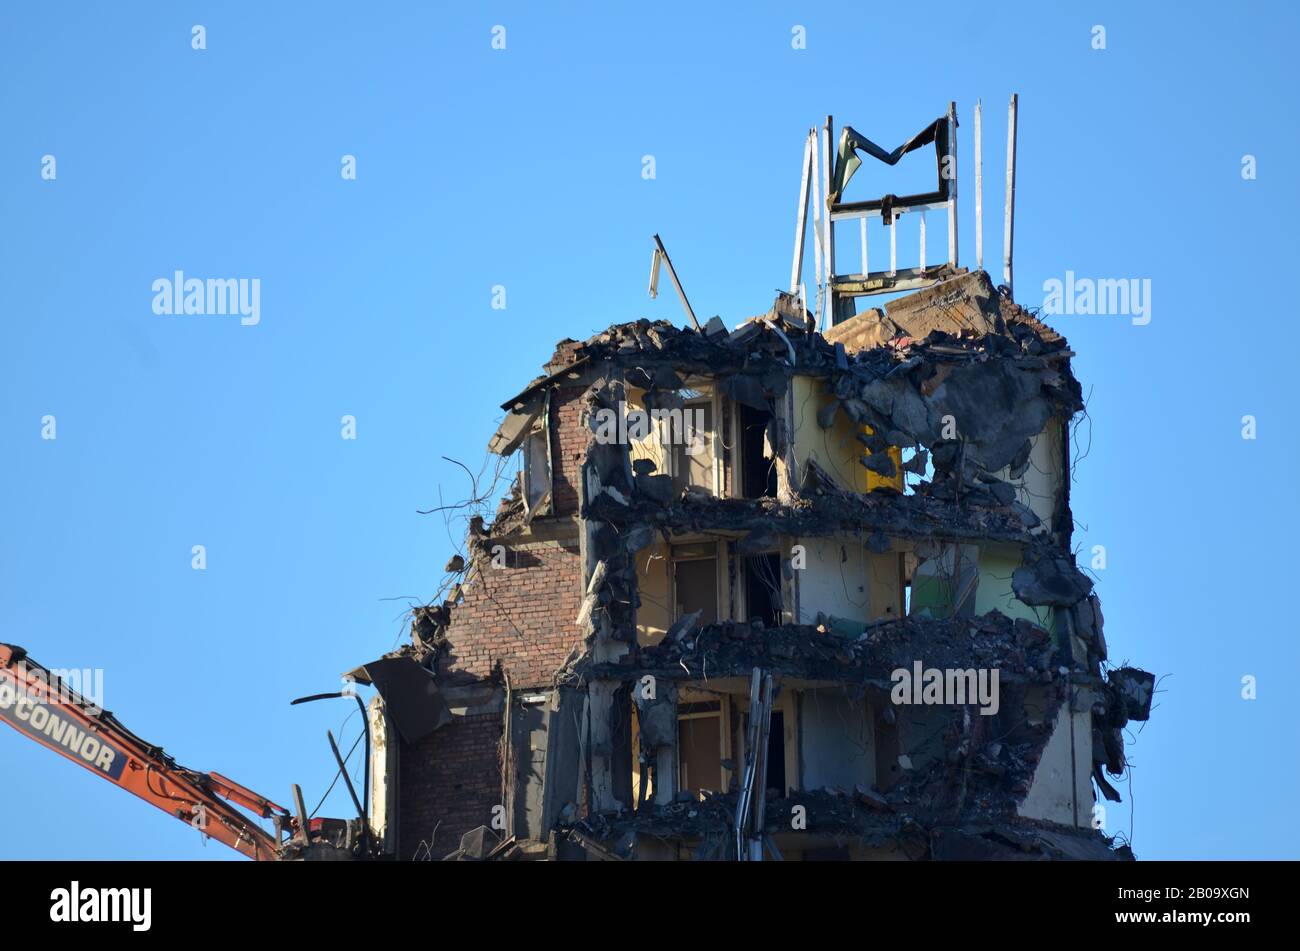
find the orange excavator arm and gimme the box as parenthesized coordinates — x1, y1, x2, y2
(0, 643, 288, 860)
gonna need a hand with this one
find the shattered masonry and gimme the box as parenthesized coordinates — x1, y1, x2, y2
(350, 268, 1153, 862)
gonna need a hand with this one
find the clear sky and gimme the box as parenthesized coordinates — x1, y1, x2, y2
(1, 1, 1296, 860)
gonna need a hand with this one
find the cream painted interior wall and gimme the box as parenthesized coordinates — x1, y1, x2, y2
(795, 536, 902, 626)
(1018, 698, 1095, 828)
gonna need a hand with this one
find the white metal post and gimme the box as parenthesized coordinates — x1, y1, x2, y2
(946, 101, 958, 267)
(860, 217, 868, 277)
(1004, 93, 1018, 296)
(975, 98, 983, 271)
(823, 115, 836, 285)
(889, 209, 898, 277)
(809, 131, 823, 326)
(789, 132, 813, 293)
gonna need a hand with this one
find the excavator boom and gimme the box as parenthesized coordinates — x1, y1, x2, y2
(0, 644, 285, 860)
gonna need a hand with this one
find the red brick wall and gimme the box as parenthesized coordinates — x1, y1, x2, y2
(440, 543, 584, 688)
(398, 378, 593, 859)
(544, 340, 584, 374)
(431, 381, 588, 688)
(398, 713, 501, 860)
(549, 384, 588, 516)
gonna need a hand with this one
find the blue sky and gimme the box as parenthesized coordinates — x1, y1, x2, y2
(1, 1, 1296, 860)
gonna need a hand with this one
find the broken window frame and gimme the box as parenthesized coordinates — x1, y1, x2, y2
(661, 381, 721, 497)
(908, 543, 979, 619)
(520, 393, 554, 518)
(732, 399, 778, 501)
(633, 542, 673, 646)
(676, 699, 728, 798)
(504, 692, 552, 841)
(669, 540, 724, 625)
(738, 547, 786, 627)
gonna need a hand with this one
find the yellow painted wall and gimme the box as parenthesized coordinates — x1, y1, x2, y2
(635, 541, 672, 646)
(625, 386, 669, 476)
(866, 550, 903, 621)
(790, 376, 902, 494)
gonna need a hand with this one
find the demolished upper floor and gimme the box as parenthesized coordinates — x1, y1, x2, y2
(487, 270, 1082, 554)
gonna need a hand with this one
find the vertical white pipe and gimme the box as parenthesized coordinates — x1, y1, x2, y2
(975, 99, 983, 271)
(1005, 93, 1018, 295)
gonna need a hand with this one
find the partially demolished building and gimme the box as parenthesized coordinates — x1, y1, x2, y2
(350, 106, 1154, 862)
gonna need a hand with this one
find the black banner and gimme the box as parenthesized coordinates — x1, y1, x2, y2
(3, 859, 1281, 938)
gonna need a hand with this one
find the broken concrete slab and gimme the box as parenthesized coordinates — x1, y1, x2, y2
(1012, 548, 1094, 607)
(1109, 667, 1155, 722)
(345, 654, 451, 744)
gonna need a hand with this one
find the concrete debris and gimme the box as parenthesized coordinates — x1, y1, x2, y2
(449, 825, 496, 860)
(575, 612, 1057, 685)
(854, 784, 892, 812)
(1012, 548, 1094, 607)
(1109, 666, 1155, 722)
(664, 610, 701, 645)
(442, 826, 530, 861)
(487, 399, 542, 456)
(589, 484, 1044, 548)
(562, 787, 1129, 862)
(633, 690, 677, 749)
(930, 824, 1129, 862)
(862, 450, 898, 479)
